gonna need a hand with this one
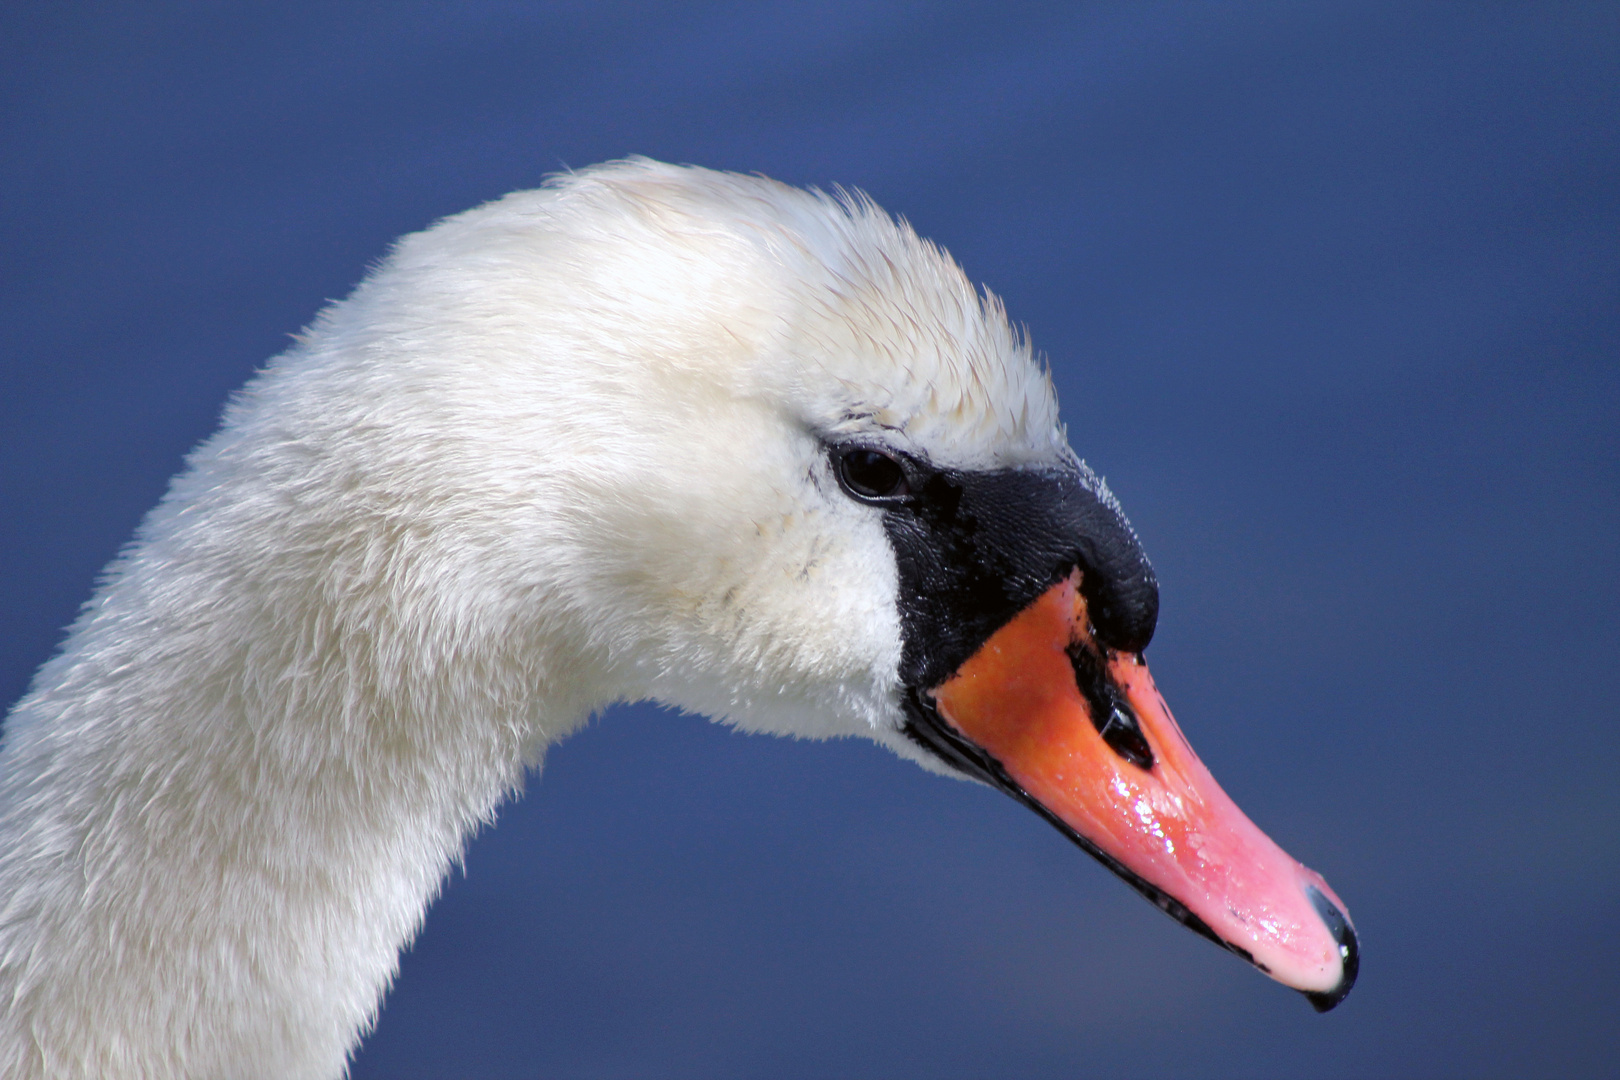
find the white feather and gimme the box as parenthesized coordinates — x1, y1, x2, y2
(0, 159, 1070, 1079)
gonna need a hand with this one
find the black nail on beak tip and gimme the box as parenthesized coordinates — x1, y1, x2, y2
(1301, 884, 1359, 1013)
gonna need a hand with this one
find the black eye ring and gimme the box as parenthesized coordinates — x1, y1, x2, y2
(835, 447, 911, 502)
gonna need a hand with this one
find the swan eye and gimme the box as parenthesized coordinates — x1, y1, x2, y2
(837, 448, 910, 501)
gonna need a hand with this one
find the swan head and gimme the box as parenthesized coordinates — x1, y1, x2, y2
(266, 158, 1354, 1009)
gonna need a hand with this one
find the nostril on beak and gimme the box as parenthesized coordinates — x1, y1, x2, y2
(1302, 884, 1360, 1012)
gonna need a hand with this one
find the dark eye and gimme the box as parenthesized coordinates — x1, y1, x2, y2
(837, 448, 909, 501)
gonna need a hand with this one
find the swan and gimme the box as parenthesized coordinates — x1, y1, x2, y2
(0, 158, 1356, 1078)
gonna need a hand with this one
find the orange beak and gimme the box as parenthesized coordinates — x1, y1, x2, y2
(925, 571, 1357, 1008)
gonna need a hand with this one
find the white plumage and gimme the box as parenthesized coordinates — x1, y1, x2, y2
(0, 160, 1078, 1078)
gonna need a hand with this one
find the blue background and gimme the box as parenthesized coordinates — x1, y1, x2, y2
(3, 4, 1616, 1077)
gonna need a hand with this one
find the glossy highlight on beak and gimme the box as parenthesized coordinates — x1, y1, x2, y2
(927, 572, 1357, 1007)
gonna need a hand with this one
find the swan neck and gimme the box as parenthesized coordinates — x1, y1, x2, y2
(0, 446, 592, 1078)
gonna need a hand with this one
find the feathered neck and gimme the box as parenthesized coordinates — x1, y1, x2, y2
(0, 342, 609, 1078)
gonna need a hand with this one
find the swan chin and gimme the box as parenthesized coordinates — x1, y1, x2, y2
(0, 158, 1353, 1080)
